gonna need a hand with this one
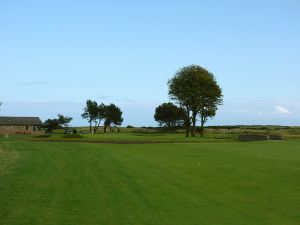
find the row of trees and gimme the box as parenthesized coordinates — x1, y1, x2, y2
(154, 65, 223, 137)
(42, 102, 123, 134)
(81, 100, 123, 133)
(27, 64, 221, 138)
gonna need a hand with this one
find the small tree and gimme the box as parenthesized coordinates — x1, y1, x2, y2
(57, 114, 73, 129)
(103, 104, 123, 133)
(154, 102, 185, 128)
(92, 103, 105, 133)
(199, 106, 217, 137)
(43, 119, 60, 133)
(82, 100, 99, 133)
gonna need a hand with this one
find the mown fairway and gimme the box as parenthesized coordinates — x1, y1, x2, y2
(0, 138, 300, 225)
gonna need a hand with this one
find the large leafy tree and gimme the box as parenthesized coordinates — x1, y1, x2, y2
(168, 65, 222, 137)
(197, 82, 222, 136)
(103, 104, 123, 133)
(154, 102, 185, 128)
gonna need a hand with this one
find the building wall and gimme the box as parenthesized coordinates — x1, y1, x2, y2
(0, 125, 44, 135)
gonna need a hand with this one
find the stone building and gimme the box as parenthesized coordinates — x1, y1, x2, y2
(0, 116, 43, 135)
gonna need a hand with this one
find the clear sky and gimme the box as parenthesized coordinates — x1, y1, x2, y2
(1, 0, 299, 126)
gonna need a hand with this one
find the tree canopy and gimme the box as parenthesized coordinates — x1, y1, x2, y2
(44, 114, 73, 133)
(103, 104, 123, 133)
(43, 119, 60, 133)
(168, 65, 223, 137)
(154, 102, 185, 128)
(57, 114, 73, 128)
(82, 100, 123, 133)
(81, 100, 105, 133)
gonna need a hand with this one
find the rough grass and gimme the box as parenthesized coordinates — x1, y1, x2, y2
(28, 132, 237, 144)
(25, 126, 300, 144)
(0, 137, 300, 225)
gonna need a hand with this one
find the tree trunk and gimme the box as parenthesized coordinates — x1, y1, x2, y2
(89, 120, 92, 133)
(93, 121, 97, 134)
(191, 111, 197, 137)
(185, 110, 190, 138)
(93, 119, 101, 134)
(104, 125, 107, 133)
(185, 125, 189, 137)
(200, 115, 205, 137)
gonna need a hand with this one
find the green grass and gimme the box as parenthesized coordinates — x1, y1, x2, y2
(0, 136, 300, 225)
(28, 132, 237, 144)
(26, 126, 300, 143)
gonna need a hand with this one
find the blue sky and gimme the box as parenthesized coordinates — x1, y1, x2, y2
(1, 0, 299, 126)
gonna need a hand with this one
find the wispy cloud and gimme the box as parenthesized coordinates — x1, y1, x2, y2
(97, 96, 139, 104)
(0, 65, 6, 70)
(14, 82, 53, 86)
(97, 95, 113, 100)
(275, 105, 291, 114)
(115, 98, 137, 104)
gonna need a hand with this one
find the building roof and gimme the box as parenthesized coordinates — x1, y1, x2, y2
(0, 116, 43, 126)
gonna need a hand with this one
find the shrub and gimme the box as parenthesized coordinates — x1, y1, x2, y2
(72, 129, 78, 134)
(239, 134, 269, 142)
(259, 126, 268, 130)
(126, 125, 134, 128)
(33, 134, 51, 138)
(269, 135, 282, 140)
(62, 134, 82, 138)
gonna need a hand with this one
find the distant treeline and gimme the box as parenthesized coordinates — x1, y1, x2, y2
(137, 125, 296, 130)
(205, 125, 294, 130)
